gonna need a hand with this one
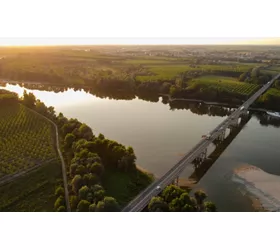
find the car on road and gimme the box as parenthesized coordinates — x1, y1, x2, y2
(155, 185, 162, 191)
(202, 134, 211, 139)
(240, 106, 245, 111)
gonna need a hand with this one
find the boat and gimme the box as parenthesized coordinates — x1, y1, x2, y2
(266, 111, 280, 119)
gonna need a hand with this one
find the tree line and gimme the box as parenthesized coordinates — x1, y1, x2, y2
(22, 91, 138, 212)
(148, 185, 216, 212)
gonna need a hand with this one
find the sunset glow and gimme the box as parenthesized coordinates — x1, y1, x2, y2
(0, 0, 279, 46)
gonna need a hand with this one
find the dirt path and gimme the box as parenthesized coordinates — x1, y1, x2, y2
(26, 106, 71, 212)
(0, 158, 56, 187)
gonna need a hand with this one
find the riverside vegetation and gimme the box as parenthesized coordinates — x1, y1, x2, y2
(0, 89, 216, 212)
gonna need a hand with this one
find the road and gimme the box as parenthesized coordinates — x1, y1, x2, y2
(123, 74, 280, 212)
(26, 106, 71, 212)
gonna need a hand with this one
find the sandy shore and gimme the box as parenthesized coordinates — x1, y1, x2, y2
(232, 164, 280, 212)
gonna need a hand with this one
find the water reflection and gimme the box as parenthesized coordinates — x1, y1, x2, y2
(1, 81, 280, 211)
(1, 82, 280, 129)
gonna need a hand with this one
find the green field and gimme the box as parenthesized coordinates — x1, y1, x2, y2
(263, 88, 280, 97)
(261, 69, 280, 77)
(135, 63, 259, 82)
(0, 160, 63, 212)
(102, 167, 154, 207)
(188, 75, 259, 96)
(0, 104, 56, 177)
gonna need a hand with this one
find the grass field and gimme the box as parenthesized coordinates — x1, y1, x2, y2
(0, 160, 63, 211)
(102, 167, 154, 207)
(189, 75, 259, 95)
(0, 103, 56, 177)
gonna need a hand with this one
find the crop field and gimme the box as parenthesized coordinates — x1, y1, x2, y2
(267, 66, 280, 71)
(0, 104, 56, 177)
(0, 160, 63, 212)
(135, 63, 258, 82)
(261, 69, 279, 77)
(189, 76, 260, 96)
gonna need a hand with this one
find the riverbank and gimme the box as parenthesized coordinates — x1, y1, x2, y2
(1, 78, 278, 113)
(160, 94, 274, 113)
(232, 165, 280, 212)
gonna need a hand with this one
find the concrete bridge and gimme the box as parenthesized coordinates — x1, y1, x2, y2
(123, 74, 280, 212)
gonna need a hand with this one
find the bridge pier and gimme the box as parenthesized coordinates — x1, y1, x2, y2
(172, 176, 179, 186)
(229, 116, 239, 129)
(240, 109, 248, 117)
(193, 147, 207, 168)
(218, 129, 226, 141)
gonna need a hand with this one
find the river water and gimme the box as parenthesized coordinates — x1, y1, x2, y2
(2, 83, 280, 211)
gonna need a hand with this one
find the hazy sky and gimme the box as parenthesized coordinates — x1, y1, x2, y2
(0, 0, 279, 45)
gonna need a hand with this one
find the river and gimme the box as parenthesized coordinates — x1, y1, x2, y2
(1, 83, 280, 211)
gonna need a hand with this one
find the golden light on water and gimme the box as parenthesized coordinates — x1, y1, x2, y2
(1, 84, 105, 107)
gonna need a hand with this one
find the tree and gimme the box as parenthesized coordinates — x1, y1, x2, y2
(93, 189, 105, 203)
(239, 72, 247, 82)
(57, 206, 66, 212)
(55, 186, 64, 197)
(35, 100, 48, 114)
(162, 185, 185, 204)
(169, 197, 182, 212)
(78, 186, 90, 200)
(78, 124, 94, 140)
(83, 173, 99, 187)
(148, 197, 169, 212)
(96, 201, 105, 212)
(179, 192, 193, 206)
(76, 164, 87, 176)
(102, 197, 120, 212)
(70, 195, 79, 210)
(22, 90, 36, 108)
(89, 162, 104, 176)
(182, 204, 195, 212)
(160, 82, 172, 94)
(194, 190, 207, 210)
(77, 200, 90, 212)
(203, 201, 217, 212)
(71, 175, 83, 194)
(70, 163, 78, 176)
(251, 67, 260, 78)
(89, 204, 97, 212)
(169, 85, 181, 97)
(64, 133, 76, 149)
(54, 196, 65, 210)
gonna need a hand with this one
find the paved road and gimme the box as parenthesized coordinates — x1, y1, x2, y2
(26, 107, 71, 212)
(123, 74, 280, 212)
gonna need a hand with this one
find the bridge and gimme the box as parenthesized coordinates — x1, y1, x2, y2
(123, 73, 280, 212)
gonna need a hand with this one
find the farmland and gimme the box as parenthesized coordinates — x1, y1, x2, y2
(188, 76, 259, 96)
(260, 66, 280, 77)
(135, 64, 259, 82)
(0, 160, 63, 212)
(0, 103, 56, 177)
(0, 46, 279, 109)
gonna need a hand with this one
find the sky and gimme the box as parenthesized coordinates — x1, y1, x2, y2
(0, 0, 280, 46)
